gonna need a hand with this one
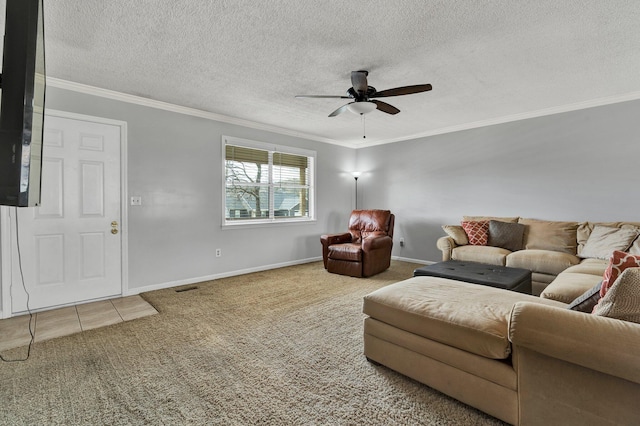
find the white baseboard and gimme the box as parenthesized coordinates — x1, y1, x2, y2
(392, 256, 434, 265)
(124, 256, 323, 296)
(125, 256, 436, 296)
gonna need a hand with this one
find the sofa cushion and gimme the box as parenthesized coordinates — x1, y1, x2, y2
(327, 243, 362, 262)
(562, 258, 609, 276)
(601, 250, 640, 298)
(567, 281, 602, 313)
(461, 221, 489, 245)
(362, 276, 564, 359)
(452, 245, 509, 266)
(488, 220, 525, 252)
(506, 249, 580, 276)
(519, 218, 579, 255)
(442, 225, 468, 245)
(541, 272, 604, 304)
(579, 225, 639, 260)
(593, 268, 640, 323)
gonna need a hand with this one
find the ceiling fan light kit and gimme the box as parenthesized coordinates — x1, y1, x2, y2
(295, 70, 432, 119)
(347, 101, 376, 115)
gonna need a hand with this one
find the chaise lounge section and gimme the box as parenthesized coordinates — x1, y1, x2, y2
(363, 275, 640, 425)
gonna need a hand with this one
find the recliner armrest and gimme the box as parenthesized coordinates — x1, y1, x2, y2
(320, 232, 352, 246)
(320, 232, 353, 268)
(362, 235, 392, 252)
(508, 301, 640, 384)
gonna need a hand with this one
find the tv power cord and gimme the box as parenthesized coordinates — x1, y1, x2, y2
(0, 208, 35, 362)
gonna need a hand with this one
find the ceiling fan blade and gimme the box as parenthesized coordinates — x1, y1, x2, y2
(295, 95, 351, 99)
(328, 103, 352, 117)
(372, 100, 400, 115)
(329, 102, 353, 117)
(371, 84, 432, 98)
(351, 70, 369, 94)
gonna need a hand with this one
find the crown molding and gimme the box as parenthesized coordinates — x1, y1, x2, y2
(356, 90, 640, 148)
(47, 77, 640, 150)
(46, 77, 341, 146)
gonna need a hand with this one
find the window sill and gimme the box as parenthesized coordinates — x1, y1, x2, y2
(222, 218, 317, 229)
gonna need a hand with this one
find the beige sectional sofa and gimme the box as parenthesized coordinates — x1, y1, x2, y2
(363, 217, 640, 425)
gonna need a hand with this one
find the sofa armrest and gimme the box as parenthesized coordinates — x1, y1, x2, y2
(436, 236, 457, 261)
(362, 235, 392, 252)
(509, 301, 640, 384)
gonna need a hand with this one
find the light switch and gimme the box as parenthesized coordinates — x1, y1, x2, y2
(130, 196, 142, 206)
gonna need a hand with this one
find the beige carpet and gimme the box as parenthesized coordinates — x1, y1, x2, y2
(0, 261, 505, 425)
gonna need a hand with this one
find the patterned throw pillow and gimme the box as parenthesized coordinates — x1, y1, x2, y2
(593, 268, 640, 323)
(461, 221, 489, 246)
(599, 250, 640, 298)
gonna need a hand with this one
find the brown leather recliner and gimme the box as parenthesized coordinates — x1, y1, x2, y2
(320, 209, 395, 278)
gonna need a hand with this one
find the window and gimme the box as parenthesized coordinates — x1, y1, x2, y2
(223, 136, 315, 225)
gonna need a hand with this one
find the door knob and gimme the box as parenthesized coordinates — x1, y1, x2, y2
(111, 220, 119, 234)
(111, 228, 118, 235)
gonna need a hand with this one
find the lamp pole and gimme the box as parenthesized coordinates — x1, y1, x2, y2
(352, 172, 361, 210)
(354, 176, 359, 209)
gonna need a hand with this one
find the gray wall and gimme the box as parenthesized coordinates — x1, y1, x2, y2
(356, 99, 640, 263)
(45, 86, 356, 291)
(28, 87, 640, 291)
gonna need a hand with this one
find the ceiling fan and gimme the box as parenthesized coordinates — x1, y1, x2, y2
(295, 70, 432, 117)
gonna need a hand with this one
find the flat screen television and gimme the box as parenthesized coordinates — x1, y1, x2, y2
(0, 0, 46, 207)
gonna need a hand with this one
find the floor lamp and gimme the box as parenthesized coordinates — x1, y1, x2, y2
(352, 172, 361, 209)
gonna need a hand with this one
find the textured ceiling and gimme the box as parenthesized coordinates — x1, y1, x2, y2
(3, 1, 640, 147)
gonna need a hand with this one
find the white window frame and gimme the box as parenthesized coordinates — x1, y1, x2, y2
(222, 135, 316, 227)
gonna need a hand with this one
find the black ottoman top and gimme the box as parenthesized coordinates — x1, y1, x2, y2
(413, 260, 531, 292)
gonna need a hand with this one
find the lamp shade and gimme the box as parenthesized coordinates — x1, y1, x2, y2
(347, 101, 377, 115)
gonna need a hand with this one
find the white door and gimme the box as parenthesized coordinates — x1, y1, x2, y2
(10, 114, 123, 312)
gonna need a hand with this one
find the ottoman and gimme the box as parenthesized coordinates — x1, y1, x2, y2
(414, 260, 532, 294)
(363, 276, 565, 424)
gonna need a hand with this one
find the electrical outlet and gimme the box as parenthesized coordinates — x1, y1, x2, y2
(215, 248, 222, 258)
(400, 238, 405, 247)
(130, 196, 142, 206)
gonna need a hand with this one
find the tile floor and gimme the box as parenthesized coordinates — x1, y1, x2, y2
(0, 295, 157, 352)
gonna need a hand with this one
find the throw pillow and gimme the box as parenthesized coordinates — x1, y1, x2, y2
(627, 230, 640, 255)
(593, 268, 640, 323)
(442, 225, 469, 246)
(599, 250, 640, 298)
(579, 225, 639, 260)
(567, 281, 602, 313)
(518, 218, 579, 255)
(487, 220, 525, 252)
(461, 221, 489, 246)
